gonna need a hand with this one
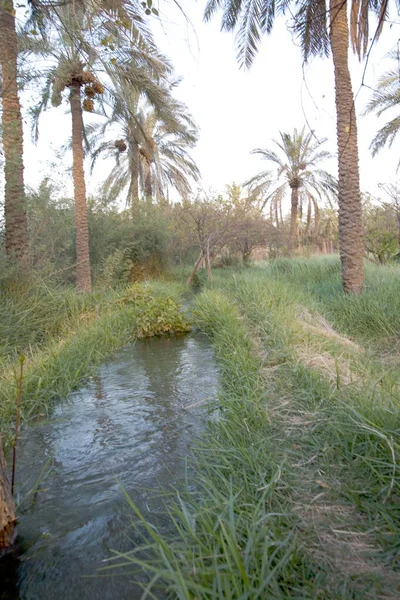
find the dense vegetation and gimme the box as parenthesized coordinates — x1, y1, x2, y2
(112, 258, 400, 598)
(1, 0, 400, 292)
(1, 0, 400, 595)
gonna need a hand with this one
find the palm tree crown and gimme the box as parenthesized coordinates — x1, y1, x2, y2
(90, 77, 200, 205)
(19, 4, 177, 289)
(204, 0, 400, 292)
(204, 0, 398, 66)
(246, 128, 336, 251)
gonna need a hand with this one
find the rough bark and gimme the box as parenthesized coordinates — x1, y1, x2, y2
(0, 438, 16, 554)
(129, 141, 139, 213)
(330, 0, 364, 293)
(0, 0, 28, 261)
(314, 202, 320, 241)
(186, 252, 203, 286)
(143, 159, 152, 201)
(206, 246, 213, 283)
(69, 84, 92, 292)
(288, 185, 299, 254)
(305, 198, 312, 237)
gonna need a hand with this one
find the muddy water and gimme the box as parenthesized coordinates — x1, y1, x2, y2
(1, 333, 218, 599)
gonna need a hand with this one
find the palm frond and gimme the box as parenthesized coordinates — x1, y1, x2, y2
(248, 126, 337, 213)
(291, 0, 329, 62)
(370, 117, 400, 157)
(364, 52, 400, 157)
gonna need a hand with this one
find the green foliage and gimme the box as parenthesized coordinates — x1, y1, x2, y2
(267, 256, 400, 344)
(0, 277, 189, 442)
(11, 180, 177, 287)
(188, 271, 203, 291)
(26, 179, 75, 279)
(364, 53, 400, 158)
(115, 259, 400, 597)
(0, 256, 101, 363)
(117, 283, 191, 338)
(363, 199, 399, 264)
(216, 250, 242, 268)
(366, 226, 398, 264)
(97, 205, 171, 285)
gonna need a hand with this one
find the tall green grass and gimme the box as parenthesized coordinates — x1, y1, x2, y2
(269, 256, 400, 344)
(105, 291, 325, 598)
(0, 276, 104, 363)
(229, 270, 400, 512)
(112, 258, 400, 598)
(4, 258, 399, 596)
(0, 278, 190, 445)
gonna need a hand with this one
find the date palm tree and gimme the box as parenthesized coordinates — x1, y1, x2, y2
(20, 11, 102, 291)
(364, 52, 400, 159)
(246, 128, 336, 253)
(0, 0, 153, 263)
(0, 0, 28, 261)
(204, 0, 397, 293)
(20, 6, 172, 290)
(90, 78, 200, 206)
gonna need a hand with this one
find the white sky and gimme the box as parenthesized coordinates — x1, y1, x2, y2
(19, 0, 400, 204)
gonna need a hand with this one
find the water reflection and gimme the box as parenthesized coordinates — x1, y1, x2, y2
(1, 333, 218, 600)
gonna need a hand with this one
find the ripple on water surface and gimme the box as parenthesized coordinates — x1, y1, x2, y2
(2, 333, 219, 600)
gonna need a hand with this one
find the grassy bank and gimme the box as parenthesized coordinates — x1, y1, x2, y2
(0, 277, 190, 446)
(114, 258, 400, 598)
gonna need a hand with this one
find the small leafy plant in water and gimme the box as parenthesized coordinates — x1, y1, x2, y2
(117, 283, 192, 338)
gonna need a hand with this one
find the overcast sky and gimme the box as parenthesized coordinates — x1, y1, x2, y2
(20, 0, 400, 205)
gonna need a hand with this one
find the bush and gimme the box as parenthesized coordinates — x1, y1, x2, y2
(116, 283, 191, 338)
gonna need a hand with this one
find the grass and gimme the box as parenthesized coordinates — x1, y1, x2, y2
(110, 257, 400, 599)
(0, 274, 190, 446)
(104, 291, 309, 598)
(0, 276, 104, 364)
(3, 257, 400, 596)
(268, 256, 400, 344)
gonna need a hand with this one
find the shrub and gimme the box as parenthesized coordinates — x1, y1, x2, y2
(116, 283, 191, 338)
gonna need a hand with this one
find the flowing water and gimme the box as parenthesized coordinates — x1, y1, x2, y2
(1, 333, 219, 599)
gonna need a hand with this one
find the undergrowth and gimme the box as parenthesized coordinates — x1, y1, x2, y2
(4, 257, 400, 596)
(268, 256, 400, 345)
(0, 278, 190, 446)
(111, 258, 400, 599)
(105, 291, 316, 598)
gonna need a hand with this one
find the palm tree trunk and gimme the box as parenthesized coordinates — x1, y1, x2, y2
(130, 142, 139, 213)
(274, 203, 279, 229)
(0, 437, 16, 553)
(0, 0, 28, 261)
(69, 83, 92, 292)
(305, 198, 312, 237)
(330, 0, 364, 293)
(313, 201, 320, 244)
(271, 203, 279, 229)
(288, 186, 299, 254)
(143, 159, 152, 201)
